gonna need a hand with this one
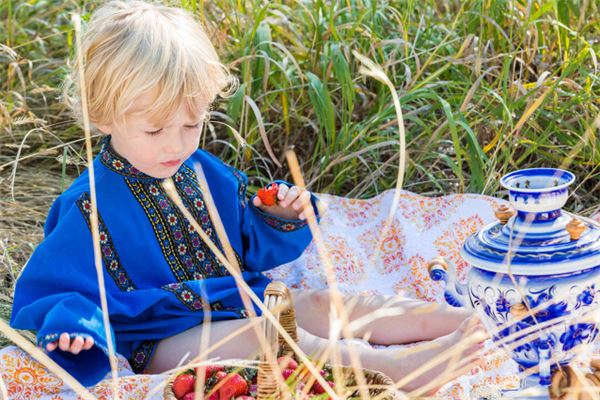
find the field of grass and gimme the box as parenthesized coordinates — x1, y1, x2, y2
(1, 0, 599, 352)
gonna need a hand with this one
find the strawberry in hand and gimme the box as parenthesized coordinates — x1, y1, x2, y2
(257, 183, 279, 206)
(253, 183, 314, 221)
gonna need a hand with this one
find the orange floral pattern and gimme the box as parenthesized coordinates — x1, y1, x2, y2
(0, 347, 62, 399)
(433, 215, 486, 282)
(397, 192, 463, 232)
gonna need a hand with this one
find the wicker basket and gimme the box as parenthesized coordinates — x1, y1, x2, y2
(165, 281, 401, 399)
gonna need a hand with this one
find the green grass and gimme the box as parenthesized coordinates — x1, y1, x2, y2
(1, 0, 599, 348)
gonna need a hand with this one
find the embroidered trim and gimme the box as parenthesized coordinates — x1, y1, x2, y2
(126, 169, 244, 287)
(40, 332, 61, 345)
(126, 179, 199, 282)
(161, 282, 226, 312)
(128, 340, 158, 374)
(174, 166, 230, 277)
(76, 192, 137, 292)
(177, 165, 244, 273)
(162, 282, 208, 311)
(226, 164, 248, 205)
(98, 136, 157, 182)
(249, 203, 308, 232)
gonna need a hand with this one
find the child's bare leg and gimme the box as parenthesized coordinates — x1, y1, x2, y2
(370, 317, 486, 392)
(145, 317, 264, 373)
(292, 289, 472, 345)
(146, 315, 485, 392)
(145, 317, 350, 374)
(297, 316, 486, 392)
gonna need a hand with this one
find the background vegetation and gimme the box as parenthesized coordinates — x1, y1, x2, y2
(1, 0, 599, 347)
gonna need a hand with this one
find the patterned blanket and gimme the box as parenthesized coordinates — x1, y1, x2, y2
(1, 190, 596, 399)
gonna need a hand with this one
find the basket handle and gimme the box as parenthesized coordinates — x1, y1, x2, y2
(257, 281, 298, 400)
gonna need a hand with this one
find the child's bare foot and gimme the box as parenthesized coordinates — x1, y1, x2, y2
(374, 316, 488, 392)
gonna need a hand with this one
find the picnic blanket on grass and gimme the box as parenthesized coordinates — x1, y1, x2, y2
(2, 189, 597, 399)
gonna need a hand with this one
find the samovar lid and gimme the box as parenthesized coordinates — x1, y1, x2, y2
(461, 168, 600, 275)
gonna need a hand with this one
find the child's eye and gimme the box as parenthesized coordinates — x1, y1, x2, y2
(185, 123, 200, 129)
(145, 128, 163, 136)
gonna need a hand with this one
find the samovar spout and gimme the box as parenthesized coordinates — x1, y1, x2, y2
(427, 257, 470, 309)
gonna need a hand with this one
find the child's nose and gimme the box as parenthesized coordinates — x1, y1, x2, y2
(164, 133, 185, 154)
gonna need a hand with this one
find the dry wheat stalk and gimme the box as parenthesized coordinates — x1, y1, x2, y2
(284, 149, 373, 400)
(0, 319, 96, 400)
(72, 14, 120, 398)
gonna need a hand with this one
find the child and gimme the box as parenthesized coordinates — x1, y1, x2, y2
(10, 0, 485, 392)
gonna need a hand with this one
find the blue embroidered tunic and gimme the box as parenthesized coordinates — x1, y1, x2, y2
(10, 137, 318, 387)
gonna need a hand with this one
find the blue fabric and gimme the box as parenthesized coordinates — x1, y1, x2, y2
(10, 137, 318, 387)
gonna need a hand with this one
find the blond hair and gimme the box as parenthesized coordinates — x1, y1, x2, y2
(64, 0, 235, 128)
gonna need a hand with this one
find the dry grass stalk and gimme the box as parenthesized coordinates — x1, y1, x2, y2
(558, 111, 600, 173)
(284, 149, 371, 400)
(72, 13, 119, 397)
(193, 272, 213, 400)
(0, 136, 95, 172)
(161, 179, 337, 399)
(244, 96, 282, 168)
(409, 355, 484, 398)
(191, 160, 286, 399)
(0, 319, 96, 400)
(372, 329, 488, 399)
(352, 51, 407, 299)
(501, 313, 598, 383)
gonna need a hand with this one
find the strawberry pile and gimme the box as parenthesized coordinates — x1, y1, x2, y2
(171, 364, 254, 400)
(171, 356, 336, 400)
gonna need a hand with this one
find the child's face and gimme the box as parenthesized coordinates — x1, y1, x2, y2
(98, 92, 208, 179)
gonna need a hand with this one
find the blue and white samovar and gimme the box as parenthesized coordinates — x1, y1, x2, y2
(429, 168, 600, 398)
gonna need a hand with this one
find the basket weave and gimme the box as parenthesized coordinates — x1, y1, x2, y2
(164, 281, 401, 399)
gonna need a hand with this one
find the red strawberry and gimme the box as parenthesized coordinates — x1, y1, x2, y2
(182, 393, 197, 400)
(312, 380, 334, 395)
(206, 393, 219, 400)
(215, 371, 228, 381)
(172, 373, 195, 399)
(218, 373, 248, 400)
(195, 365, 224, 381)
(277, 356, 298, 371)
(257, 183, 279, 206)
(282, 368, 295, 380)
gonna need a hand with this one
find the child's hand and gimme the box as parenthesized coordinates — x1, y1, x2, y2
(45, 332, 94, 354)
(253, 184, 314, 220)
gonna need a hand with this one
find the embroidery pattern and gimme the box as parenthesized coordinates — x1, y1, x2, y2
(174, 166, 235, 277)
(226, 164, 248, 204)
(161, 282, 210, 311)
(251, 204, 308, 232)
(128, 340, 158, 374)
(76, 192, 137, 292)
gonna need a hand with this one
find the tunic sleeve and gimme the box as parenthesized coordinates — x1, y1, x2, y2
(10, 194, 116, 386)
